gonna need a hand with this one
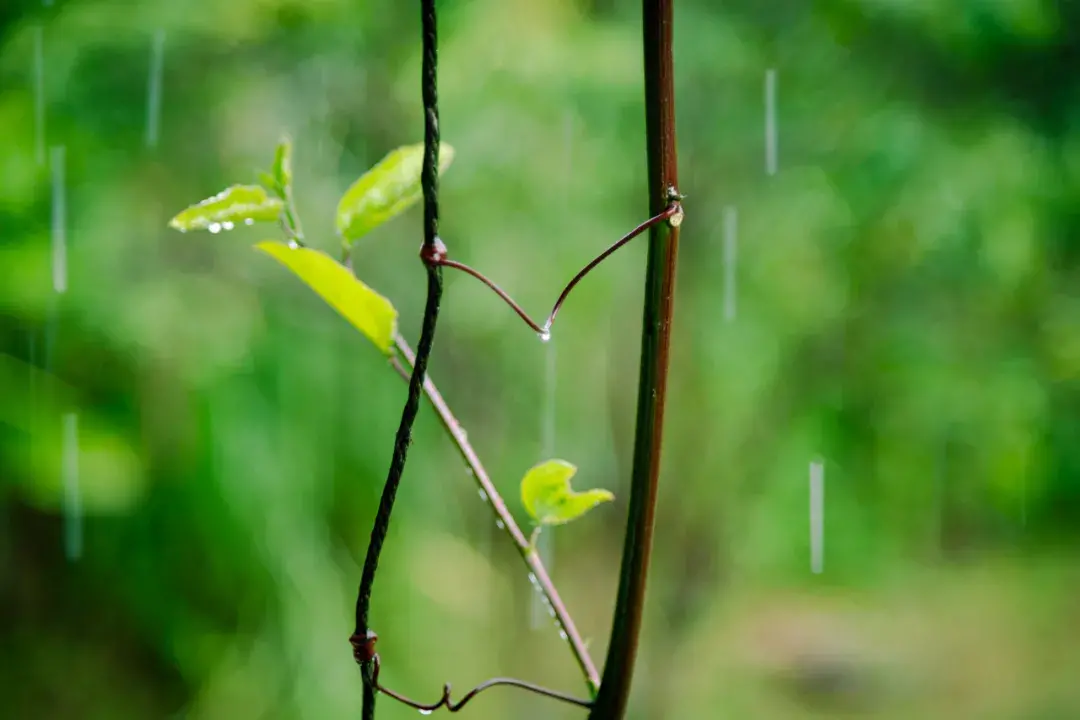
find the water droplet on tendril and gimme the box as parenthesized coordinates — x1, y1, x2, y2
(244, 217, 255, 226)
(495, 519, 505, 530)
(208, 222, 222, 234)
(222, 220, 235, 231)
(419, 710, 433, 716)
(478, 489, 488, 502)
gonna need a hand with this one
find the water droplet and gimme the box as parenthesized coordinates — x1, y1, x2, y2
(208, 222, 222, 234)
(287, 239, 300, 249)
(244, 217, 255, 226)
(222, 220, 235, 231)
(527, 572, 539, 588)
(538, 328, 551, 343)
(547, 605, 556, 618)
(495, 519, 505, 530)
(559, 630, 568, 640)
(419, 710, 433, 716)
(478, 489, 488, 502)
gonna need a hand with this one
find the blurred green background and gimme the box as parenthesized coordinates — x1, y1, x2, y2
(3, 0, 1079, 717)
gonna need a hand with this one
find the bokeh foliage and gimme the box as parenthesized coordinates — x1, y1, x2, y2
(1, 0, 1078, 717)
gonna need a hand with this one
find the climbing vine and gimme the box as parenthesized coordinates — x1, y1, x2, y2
(166, 0, 681, 716)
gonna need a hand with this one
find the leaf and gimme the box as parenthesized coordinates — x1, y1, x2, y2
(336, 143, 455, 243)
(254, 241, 397, 354)
(520, 460, 614, 527)
(272, 135, 293, 195)
(169, 185, 284, 232)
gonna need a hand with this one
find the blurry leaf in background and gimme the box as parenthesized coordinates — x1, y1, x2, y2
(0, 353, 145, 512)
(521, 459, 613, 527)
(168, 185, 284, 233)
(335, 143, 455, 244)
(254, 241, 397, 354)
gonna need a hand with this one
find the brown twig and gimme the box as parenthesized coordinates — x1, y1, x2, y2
(437, 204, 682, 338)
(350, 631, 592, 713)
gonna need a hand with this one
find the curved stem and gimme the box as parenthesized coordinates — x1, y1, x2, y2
(392, 335, 601, 694)
(369, 653, 592, 713)
(589, 0, 681, 717)
(438, 205, 680, 337)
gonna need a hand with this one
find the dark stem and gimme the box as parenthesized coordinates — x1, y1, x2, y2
(589, 0, 680, 718)
(353, 2, 443, 719)
(359, 641, 592, 712)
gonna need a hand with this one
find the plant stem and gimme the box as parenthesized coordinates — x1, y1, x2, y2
(354, 3, 444, 718)
(392, 334, 601, 694)
(589, 0, 681, 717)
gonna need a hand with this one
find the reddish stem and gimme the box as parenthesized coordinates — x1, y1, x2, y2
(437, 204, 682, 337)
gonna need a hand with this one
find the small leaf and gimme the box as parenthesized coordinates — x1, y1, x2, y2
(521, 460, 614, 527)
(336, 143, 455, 243)
(254, 241, 397, 354)
(169, 185, 284, 232)
(257, 172, 278, 193)
(272, 136, 293, 195)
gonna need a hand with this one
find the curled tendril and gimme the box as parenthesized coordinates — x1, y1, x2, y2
(435, 202, 683, 337)
(351, 631, 593, 714)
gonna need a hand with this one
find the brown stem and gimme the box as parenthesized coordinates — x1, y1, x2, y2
(356, 646, 592, 712)
(589, 0, 681, 717)
(392, 334, 601, 694)
(437, 205, 680, 338)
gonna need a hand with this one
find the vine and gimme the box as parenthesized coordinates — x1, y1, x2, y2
(165, 0, 682, 716)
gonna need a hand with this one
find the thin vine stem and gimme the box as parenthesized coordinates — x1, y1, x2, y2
(391, 333, 601, 694)
(353, 2, 444, 718)
(437, 204, 682, 337)
(369, 652, 592, 712)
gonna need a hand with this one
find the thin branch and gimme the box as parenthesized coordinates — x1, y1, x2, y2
(282, 182, 306, 245)
(437, 205, 681, 337)
(393, 333, 601, 694)
(353, 3, 444, 719)
(589, 0, 682, 717)
(351, 636, 592, 713)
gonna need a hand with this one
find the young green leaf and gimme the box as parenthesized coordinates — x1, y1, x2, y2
(521, 460, 614, 527)
(169, 185, 284, 232)
(272, 136, 293, 196)
(254, 241, 397, 354)
(336, 143, 455, 243)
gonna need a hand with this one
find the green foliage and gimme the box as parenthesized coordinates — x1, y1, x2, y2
(521, 459, 614, 527)
(271, 136, 293, 197)
(168, 185, 284, 232)
(254, 241, 397, 354)
(336, 143, 455, 244)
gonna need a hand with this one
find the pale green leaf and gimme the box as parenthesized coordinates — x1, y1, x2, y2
(169, 185, 284, 232)
(521, 460, 614, 527)
(336, 143, 455, 243)
(254, 241, 397, 354)
(272, 136, 293, 195)
(257, 172, 278, 194)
